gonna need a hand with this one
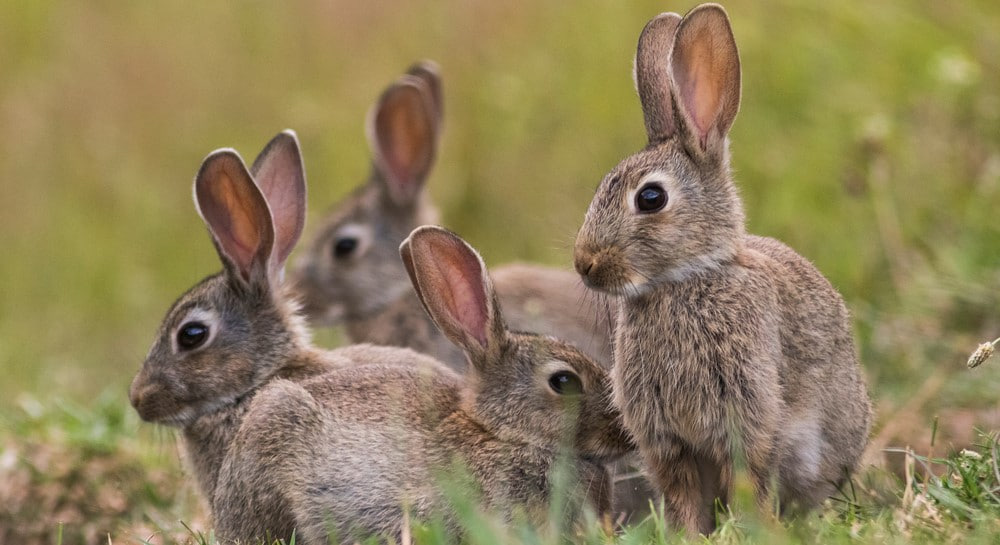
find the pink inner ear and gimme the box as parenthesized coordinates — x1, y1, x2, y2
(441, 256, 489, 347)
(679, 30, 721, 140)
(692, 56, 715, 134)
(671, 7, 740, 148)
(251, 135, 305, 268)
(413, 231, 491, 350)
(202, 168, 265, 274)
(376, 87, 433, 196)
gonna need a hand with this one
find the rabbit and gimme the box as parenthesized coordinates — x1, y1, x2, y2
(261, 226, 633, 542)
(128, 130, 448, 540)
(572, 3, 873, 535)
(129, 131, 632, 543)
(290, 61, 613, 370)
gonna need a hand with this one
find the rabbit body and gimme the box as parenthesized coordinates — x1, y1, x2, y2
(227, 355, 613, 543)
(611, 231, 870, 530)
(574, 5, 872, 534)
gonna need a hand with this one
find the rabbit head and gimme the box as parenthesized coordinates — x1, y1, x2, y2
(400, 226, 632, 462)
(574, 5, 747, 295)
(129, 131, 310, 427)
(292, 62, 442, 325)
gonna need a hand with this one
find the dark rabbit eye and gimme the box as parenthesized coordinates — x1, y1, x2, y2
(333, 237, 358, 258)
(177, 322, 209, 350)
(548, 371, 583, 395)
(636, 184, 668, 213)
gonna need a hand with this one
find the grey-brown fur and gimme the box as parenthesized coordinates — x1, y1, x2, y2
(574, 4, 872, 535)
(289, 63, 651, 521)
(290, 62, 613, 369)
(130, 133, 632, 543)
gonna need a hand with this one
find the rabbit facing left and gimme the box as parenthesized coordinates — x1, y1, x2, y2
(573, 4, 872, 535)
(130, 132, 632, 543)
(129, 130, 450, 541)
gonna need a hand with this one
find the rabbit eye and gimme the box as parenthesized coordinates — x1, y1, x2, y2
(177, 322, 209, 350)
(548, 371, 583, 396)
(332, 237, 358, 258)
(636, 184, 668, 213)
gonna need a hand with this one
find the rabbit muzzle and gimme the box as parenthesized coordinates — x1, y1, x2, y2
(573, 244, 628, 295)
(129, 375, 180, 424)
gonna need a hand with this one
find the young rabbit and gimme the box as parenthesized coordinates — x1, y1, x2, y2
(265, 226, 632, 542)
(291, 62, 613, 370)
(128, 130, 447, 540)
(573, 4, 872, 535)
(129, 132, 630, 543)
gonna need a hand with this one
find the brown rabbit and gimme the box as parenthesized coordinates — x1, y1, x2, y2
(290, 62, 613, 370)
(128, 131, 447, 540)
(264, 226, 632, 542)
(573, 4, 872, 535)
(129, 132, 630, 543)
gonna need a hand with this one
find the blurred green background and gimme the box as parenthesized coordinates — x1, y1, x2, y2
(0, 0, 998, 441)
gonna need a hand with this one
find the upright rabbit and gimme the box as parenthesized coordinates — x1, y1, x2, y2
(291, 62, 612, 370)
(573, 4, 872, 535)
(129, 132, 631, 543)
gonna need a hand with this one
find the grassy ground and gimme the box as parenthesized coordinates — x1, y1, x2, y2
(1, 0, 998, 542)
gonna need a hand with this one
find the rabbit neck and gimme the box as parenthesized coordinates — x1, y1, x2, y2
(444, 408, 608, 525)
(652, 241, 742, 286)
(182, 396, 254, 504)
(439, 409, 558, 523)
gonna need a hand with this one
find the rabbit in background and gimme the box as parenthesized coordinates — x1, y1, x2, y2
(129, 131, 631, 543)
(573, 3, 872, 535)
(290, 61, 613, 371)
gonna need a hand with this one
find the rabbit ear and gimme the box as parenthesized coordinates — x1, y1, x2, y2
(367, 76, 438, 208)
(634, 12, 683, 144)
(250, 130, 307, 277)
(194, 149, 275, 287)
(669, 4, 741, 154)
(400, 226, 505, 363)
(405, 60, 444, 128)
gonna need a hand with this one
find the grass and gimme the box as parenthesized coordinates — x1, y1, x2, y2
(0, 393, 202, 544)
(0, 0, 998, 542)
(3, 391, 999, 544)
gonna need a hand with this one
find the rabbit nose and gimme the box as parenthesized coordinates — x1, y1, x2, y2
(128, 382, 146, 410)
(574, 254, 597, 278)
(129, 379, 158, 412)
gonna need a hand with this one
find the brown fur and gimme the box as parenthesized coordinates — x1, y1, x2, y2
(574, 4, 873, 535)
(288, 63, 650, 521)
(290, 63, 613, 369)
(130, 134, 631, 543)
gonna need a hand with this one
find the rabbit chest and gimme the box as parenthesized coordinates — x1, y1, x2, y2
(612, 262, 784, 453)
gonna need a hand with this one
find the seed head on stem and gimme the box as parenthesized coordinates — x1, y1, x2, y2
(967, 337, 999, 369)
